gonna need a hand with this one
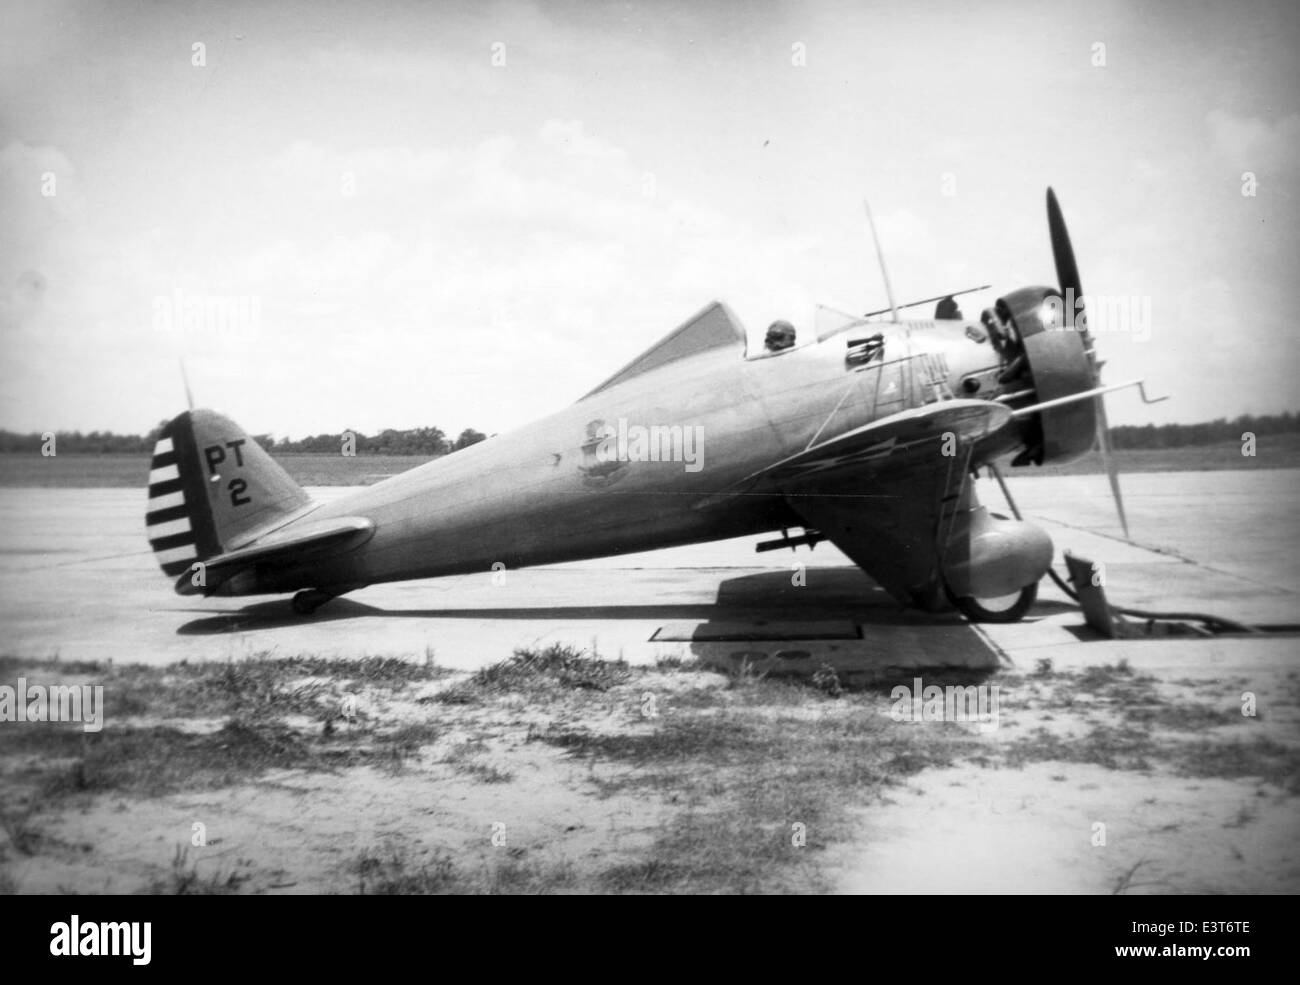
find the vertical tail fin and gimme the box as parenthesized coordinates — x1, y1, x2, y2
(146, 410, 311, 579)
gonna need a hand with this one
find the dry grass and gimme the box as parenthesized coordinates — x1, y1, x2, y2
(2, 649, 1295, 894)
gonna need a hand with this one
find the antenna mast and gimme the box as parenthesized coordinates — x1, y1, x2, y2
(862, 199, 900, 323)
(179, 359, 195, 411)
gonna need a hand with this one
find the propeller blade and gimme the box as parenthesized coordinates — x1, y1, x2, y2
(1094, 396, 1129, 540)
(1047, 188, 1082, 298)
(1047, 187, 1089, 342)
(1048, 188, 1127, 537)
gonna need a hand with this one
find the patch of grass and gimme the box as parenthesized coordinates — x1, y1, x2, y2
(1004, 724, 1157, 773)
(148, 845, 248, 895)
(366, 722, 445, 773)
(535, 696, 981, 893)
(810, 663, 843, 697)
(1172, 736, 1300, 794)
(440, 738, 513, 783)
(1127, 704, 1241, 731)
(1077, 662, 1141, 691)
(194, 662, 329, 719)
(9, 654, 448, 725)
(723, 658, 769, 691)
(424, 684, 480, 706)
(598, 809, 814, 893)
(0, 722, 89, 758)
(382, 722, 443, 750)
(455, 761, 514, 784)
(0, 655, 104, 676)
(37, 719, 318, 798)
(0, 654, 481, 813)
(1033, 662, 1163, 717)
(999, 721, 1300, 795)
(0, 802, 45, 856)
(443, 644, 632, 700)
(355, 846, 572, 894)
(357, 847, 459, 894)
(599, 857, 684, 891)
(653, 655, 699, 672)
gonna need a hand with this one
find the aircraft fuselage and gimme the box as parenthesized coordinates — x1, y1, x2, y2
(257, 316, 1006, 595)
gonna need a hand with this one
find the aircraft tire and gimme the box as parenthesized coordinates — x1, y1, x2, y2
(945, 581, 1038, 623)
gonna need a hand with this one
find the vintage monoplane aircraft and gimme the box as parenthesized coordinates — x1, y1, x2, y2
(146, 189, 1162, 622)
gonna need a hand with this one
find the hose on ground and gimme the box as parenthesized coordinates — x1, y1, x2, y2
(1044, 566, 1260, 635)
(985, 464, 1261, 635)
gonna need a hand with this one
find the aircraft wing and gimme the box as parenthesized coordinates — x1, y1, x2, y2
(704, 400, 1015, 608)
(781, 461, 967, 610)
(173, 515, 374, 596)
(700, 399, 1012, 506)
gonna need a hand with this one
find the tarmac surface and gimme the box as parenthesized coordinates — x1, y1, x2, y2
(0, 469, 1296, 672)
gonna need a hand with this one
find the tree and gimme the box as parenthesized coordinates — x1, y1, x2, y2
(452, 428, 488, 452)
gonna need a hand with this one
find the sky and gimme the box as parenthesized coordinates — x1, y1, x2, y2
(1, 0, 1298, 439)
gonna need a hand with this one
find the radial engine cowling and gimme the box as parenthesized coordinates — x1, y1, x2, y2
(995, 286, 1097, 465)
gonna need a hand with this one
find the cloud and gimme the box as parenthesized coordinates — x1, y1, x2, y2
(2, 118, 849, 435)
(0, 142, 93, 335)
(0, 141, 85, 240)
(540, 119, 627, 162)
(0, 269, 47, 333)
(1206, 109, 1300, 176)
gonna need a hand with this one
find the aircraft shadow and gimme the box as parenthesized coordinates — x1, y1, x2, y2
(175, 567, 1077, 636)
(178, 599, 753, 636)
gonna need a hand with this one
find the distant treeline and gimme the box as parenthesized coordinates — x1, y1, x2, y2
(1, 412, 1296, 455)
(1108, 412, 1299, 449)
(0, 423, 489, 456)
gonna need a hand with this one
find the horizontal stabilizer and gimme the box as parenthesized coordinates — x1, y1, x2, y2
(174, 516, 374, 596)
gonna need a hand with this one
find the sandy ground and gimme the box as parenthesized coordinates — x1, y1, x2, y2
(835, 639, 1300, 894)
(6, 646, 1295, 895)
(3, 669, 685, 894)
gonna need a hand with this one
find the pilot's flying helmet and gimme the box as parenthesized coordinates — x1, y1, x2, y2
(765, 319, 796, 350)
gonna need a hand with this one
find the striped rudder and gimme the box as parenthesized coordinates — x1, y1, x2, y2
(146, 416, 221, 578)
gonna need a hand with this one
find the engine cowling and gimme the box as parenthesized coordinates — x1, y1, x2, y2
(994, 285, 1097, 465)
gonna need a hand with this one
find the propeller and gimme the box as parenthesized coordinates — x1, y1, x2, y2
(1046, 187, 1129, 539)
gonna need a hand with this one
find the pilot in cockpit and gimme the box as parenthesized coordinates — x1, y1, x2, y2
(764, 319, 797, 353)
(934, 295, 963, 320)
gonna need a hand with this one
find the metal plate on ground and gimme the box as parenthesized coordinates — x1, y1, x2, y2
(682, 621, 1001, 683)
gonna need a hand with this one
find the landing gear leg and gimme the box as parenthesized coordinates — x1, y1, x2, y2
(945, 581, 1038, 624)
(292, 589, 335, 615)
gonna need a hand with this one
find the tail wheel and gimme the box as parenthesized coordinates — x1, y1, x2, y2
(945, 580, 1038, 623)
